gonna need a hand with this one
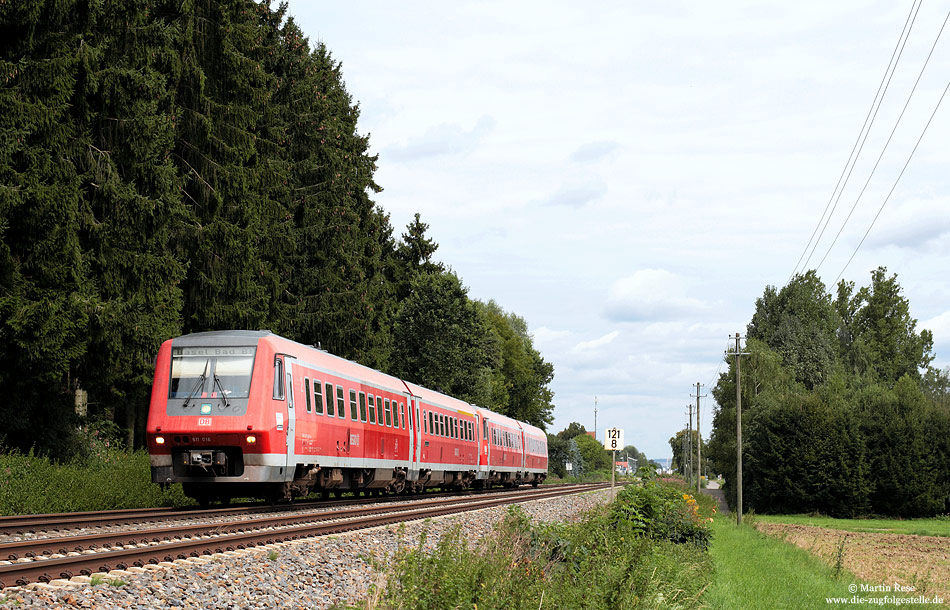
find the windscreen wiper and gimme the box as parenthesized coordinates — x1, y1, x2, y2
(213, 373, 232, 409)
(182, 359, 209, 409)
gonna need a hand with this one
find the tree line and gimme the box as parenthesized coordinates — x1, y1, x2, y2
(0, 0, 554, 458)
(546, 422, 652, 478)
(707, 268, 950, 517)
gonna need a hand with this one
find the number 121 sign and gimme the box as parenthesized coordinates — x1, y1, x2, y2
(604, 428, 624, 451)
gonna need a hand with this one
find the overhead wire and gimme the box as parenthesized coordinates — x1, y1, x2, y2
(788, 0, 922, 283)
(816, 7, 950, 274)
(833, 77, 949, 285)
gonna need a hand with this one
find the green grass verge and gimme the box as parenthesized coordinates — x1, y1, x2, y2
(704, 517, 941, 609)
(757, 513, 950, 537)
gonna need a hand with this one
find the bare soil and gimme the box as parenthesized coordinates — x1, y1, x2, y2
(755, 522, 950, 600)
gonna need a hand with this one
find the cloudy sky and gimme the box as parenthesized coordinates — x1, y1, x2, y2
(285, 1, 950, 459)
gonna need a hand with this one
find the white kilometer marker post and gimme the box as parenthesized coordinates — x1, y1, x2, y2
(604, 427, 624, 499)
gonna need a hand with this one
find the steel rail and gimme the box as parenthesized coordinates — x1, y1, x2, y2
(0, 484, 588, 537)
(0, 486, 592, 560)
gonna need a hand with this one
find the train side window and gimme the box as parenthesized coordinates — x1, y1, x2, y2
(304, 378, 312, 413)
(454, 418, 459, 439)
(400, 404, 406, 429)
(441, 414, 446, 437)
(422, 409, 428, 434)
(376, 396, 383, 425)
(273, 358, 284, 400)
(368, 395, 376, 424)
(385, 399, 392, 427)
(314, 380, 323, 415)
(359, 392, 367, 422)
(349, 389, 358, 420)
(336, 386, 345, 418)
(324, 383, 333, 416)
(428, 411, 434, 435)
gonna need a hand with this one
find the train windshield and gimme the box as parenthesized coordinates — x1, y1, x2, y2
(169, 346, 257, 399)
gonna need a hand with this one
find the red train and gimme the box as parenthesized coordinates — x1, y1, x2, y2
(146, 330, 548, 504)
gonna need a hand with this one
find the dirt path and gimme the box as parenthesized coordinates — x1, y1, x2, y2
(700, 480, 730, 514)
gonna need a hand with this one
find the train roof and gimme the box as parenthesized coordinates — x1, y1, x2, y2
(169, 331, 546, 436)
(402, 380, 477, 415)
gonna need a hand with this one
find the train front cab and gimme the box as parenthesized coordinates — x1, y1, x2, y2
(146, 331, 293, 504)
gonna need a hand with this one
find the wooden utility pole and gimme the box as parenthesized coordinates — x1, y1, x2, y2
(734, 333, 749, 526)
(687, 403, 693, 488)
(693, 382, 704, 494)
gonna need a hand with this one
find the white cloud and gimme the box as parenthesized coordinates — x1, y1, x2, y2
(863, 195, 950, 251)
(605, 270, 708, 322)
(531, 326, 573, 346)
(570, 141, 622, 164)
(922, 311, 950, 342)
(387, 115, 496, 161)
(541, 177, 607, 208)
(572, 330, 620, 352)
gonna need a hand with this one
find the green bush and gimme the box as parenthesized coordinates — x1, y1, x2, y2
(610, 471, 713, 549)
(0, 440, 190, 514)
(354, 479, 713, 610)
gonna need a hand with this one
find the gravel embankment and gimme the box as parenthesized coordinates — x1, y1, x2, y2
(1, 489, 611, 609)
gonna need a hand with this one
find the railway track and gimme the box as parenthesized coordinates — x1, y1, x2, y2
(0, 483, 610, 589)
(0, 483, 601, 538)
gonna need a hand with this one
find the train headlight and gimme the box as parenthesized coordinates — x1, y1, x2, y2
(246, 435, 257, 444)
(155, 435, 165, 445)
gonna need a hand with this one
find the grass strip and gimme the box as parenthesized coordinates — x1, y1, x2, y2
(705, 517, 942, 609)
(757, 514, 950, 538)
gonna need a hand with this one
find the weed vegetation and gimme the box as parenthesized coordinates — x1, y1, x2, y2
(351, 471, 715, 610)
(0, 428, 190, 514)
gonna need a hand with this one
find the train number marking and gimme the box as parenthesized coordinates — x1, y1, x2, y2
(197, 418, 212, 427)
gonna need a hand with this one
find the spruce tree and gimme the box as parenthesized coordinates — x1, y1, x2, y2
(0, 0, 95, 454)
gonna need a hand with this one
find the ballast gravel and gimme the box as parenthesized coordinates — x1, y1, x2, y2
(2, 489, 612, 609)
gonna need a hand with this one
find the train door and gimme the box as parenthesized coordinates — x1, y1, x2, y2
(519, 428, 526, 469)
(480, 417, 491, 477)
(283, 356, 297, 480)
(406, 393, 419, 476)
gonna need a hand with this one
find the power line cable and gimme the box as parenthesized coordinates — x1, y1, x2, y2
(816, 8, 950, 273)
(788, 0, 922, 283)
(833, 76, 949, 285)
